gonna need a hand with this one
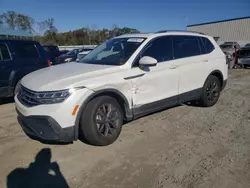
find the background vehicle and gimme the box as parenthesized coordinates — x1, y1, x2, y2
(220, 42, 240, 54)
(15, 31, 228, 146)
(59, 50, 69, 55)
(76, 48, 93, 62)
(220, 42, 240, 68)
(0, 39, 50, 98)
(42, 45, 60, 64)
(56, 48, 83, 64)
(245, 43, 250, 47)
(237, 47, 250, 68)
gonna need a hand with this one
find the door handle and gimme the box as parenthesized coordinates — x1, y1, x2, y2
(169, 65, 178, 69)
(124, 73, 145, 80)
(204, 59, 208, 62)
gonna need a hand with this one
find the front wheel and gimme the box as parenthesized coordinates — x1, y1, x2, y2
(79, 96, 123, 146)
(199, 75, 221, 107)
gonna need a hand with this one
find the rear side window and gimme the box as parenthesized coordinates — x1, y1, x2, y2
(0, 43, 11, 61)
(48, 46, 59, 52)
(13, 43, 39, 59)
(173, 36, 200, 59)
(200, 37, 215, 54)
(140, 36, 173, 63)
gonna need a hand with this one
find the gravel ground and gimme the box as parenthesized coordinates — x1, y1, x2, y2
(0, 70, 250, 188)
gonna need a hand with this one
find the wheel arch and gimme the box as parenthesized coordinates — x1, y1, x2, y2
(74, 89, 133, 140)
(7, 70, 20, 96)
(207, 70, 224, 88)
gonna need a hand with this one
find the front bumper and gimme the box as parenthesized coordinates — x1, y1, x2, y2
(17, 109, 75, 143)
(238, 58, 250, 65)
(15, 87, 94, 143)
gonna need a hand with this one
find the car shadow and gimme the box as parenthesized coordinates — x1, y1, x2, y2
(6, 148, 69, 188)
(183, 101, 203, 107)
(0, 97, 14, 105)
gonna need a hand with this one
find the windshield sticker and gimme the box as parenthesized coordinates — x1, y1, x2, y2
(127, 38, 144, 43)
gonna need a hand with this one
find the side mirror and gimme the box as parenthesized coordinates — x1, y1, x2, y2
(139, 56, 157, 66)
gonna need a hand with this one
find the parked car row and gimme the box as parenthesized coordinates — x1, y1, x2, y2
(42, 45, 93, 65)
(219, 41, 250, 69)
(56, 47, 93, 64)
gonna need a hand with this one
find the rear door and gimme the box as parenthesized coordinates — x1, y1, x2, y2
(172, 35, 210, 102)
(0, 41, 15, 97)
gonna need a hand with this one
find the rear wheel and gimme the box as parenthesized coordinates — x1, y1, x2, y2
(199, 75, 221, 107)
(79, 96, 123, 146)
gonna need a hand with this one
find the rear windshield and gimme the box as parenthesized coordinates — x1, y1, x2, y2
(220, 44, 233, 49)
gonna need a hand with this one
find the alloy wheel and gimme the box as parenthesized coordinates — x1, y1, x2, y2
(95, 103, 120, 137)
(206, 81, 219, 103)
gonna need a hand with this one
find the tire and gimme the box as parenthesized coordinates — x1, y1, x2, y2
(199, 75, 221, 107)
(79, 96, 124, 146)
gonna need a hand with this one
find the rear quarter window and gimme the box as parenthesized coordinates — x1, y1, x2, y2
(13, 42, 40, 59)
(200, 37, 215, 54)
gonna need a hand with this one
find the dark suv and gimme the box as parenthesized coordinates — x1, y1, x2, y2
(0, 39, 50, 98)
(42, 45, 60, 64)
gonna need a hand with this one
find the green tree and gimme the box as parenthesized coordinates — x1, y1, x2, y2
(42, 18, 58, 44)
(0, 11, 34, 32)
(15, 13, 34, 32)
(0, 14, 3, 27)
(2, 11, 17, 29)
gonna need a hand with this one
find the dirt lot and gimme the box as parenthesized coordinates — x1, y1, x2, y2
(0, 70, 250, 188)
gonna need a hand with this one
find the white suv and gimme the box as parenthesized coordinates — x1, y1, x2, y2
(15, 31, 228, 146)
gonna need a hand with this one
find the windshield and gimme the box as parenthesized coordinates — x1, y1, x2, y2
(79, 37, 145, 65)
(66, 49, 79, 55)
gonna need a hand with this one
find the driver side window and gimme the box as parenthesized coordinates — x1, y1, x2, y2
(133, 36, 173, 67)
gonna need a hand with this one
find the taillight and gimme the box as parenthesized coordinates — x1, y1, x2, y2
(47, 60, 51, 67)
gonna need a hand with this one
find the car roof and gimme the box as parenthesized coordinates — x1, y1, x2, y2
(115, 30, 208, 39)
(0, 39, 38, 43)
(43, 45, 57, 47)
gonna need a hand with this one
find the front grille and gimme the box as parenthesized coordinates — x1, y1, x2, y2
(18, 85, 41, 107)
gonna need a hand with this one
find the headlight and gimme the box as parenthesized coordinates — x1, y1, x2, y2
(31, 88, 83, 104)
(65, 58, 73, 62)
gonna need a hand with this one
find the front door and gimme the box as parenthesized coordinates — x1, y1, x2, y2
(129, 36, 180, 116)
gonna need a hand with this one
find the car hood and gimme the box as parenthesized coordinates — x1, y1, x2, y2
(21, 62, 117, 91)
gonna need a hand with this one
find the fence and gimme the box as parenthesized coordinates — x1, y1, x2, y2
(58, 45, 97, 51)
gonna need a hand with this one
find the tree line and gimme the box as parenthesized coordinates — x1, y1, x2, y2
(0, 11, 140, 45)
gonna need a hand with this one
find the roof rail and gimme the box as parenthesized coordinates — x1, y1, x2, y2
(155, 30, 205, 35)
